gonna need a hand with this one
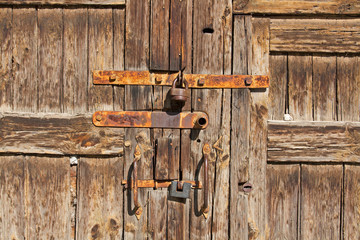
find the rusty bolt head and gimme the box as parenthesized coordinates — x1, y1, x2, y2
(109, 74, 117, 82)
(198, 78, 205, 85)
(95, 114, 102, 121)
(245, 78, 252, 86)
(154, 77, 162, 84)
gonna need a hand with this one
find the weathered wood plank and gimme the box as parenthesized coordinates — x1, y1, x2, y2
(25, 156, 71, 239)
(0, 156, 25, 240)
(300, 165, 342, 240)
(233, 0, 360, 15)
(0, 8, 12, 112)
(38, 8, 63, 113)
(63, 8, 88, 114)
(12, 8, 37, 112)
(0, 113, 124, 155)
(270, 19, 360, 53)
(88, 9, 113, 112)
(337, 56, 360, 121)
(269, 54, 287, 120)
(288, 54, 312, 121)
(313, 56, 336, 121)
(248, 17, 270, 240)
(155, 137, 179, 180)
(148, 189, 168, 239)
(77, 157, 123, 240)
(266, 164, 299, 240)
(344, 165, 360, 239)
(0, 0, 125, 5)
(268, 121, 360, 163)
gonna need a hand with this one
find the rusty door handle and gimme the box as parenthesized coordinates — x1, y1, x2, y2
(132, 145, 143, 220)
(201, 143, 211, 219)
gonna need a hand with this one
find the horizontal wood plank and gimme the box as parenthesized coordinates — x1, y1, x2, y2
(234, 0, 360, 15)
(270, 19, 360, 53)
(0, 113, 124, 155)
(268, 121, 360, 163)
(0, 0, 124, 5)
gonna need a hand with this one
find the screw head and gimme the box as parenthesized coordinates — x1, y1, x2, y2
(198, 78, 205, 85)
(245, 78, 252, 86)
(109, 74, 117, 82)
(95, 114, 102, 121)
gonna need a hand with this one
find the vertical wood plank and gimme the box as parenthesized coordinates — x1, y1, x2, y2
(63, 8, 88, 114)
(269, 54, 287, 120)
(25, 156, 71, 239)
(38, 9, 63, 113)
(248, 16, 270, 240)
(313, 56, 336, 121)
(288, 54, 313, 120)
(344, 165, 360, 239)
(12, 8, 38, 112)
(150, 0, 170, 70)
(0, 156, 25, 240)
(149, 189, 168, 239)
(88, 8, 113, 112)
(0, 8, 12, 111)
(300, 165, 342, 240)
(266, 164, 299, 240)
(337, 56, 360, 121)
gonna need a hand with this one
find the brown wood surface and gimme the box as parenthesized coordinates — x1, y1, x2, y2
(300, 165, 342, 240)
(268, 121, 360, 163)
(155, 137, 179, 180)
(0, 113, 124, 155)
(266, 164, 300, 240)
(288, 55, 313, 121)
(270, 19, 360, 53)
(0, 0, 125, 5)
(269, 54, 287, 120)
(344, 165, 360, 239)
(149, 189, 168, 239)
(233, 0, 360, 15)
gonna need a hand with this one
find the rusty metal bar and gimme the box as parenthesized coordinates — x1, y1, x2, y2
(93, 70, 269, 89)
(93, 111, 209, 129)
(121, 179, 202, 189)
(132, 145, 142, 220)
(201, 143, 210, 219)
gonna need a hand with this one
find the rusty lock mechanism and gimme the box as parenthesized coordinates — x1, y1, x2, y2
(169, 70, 189, 104)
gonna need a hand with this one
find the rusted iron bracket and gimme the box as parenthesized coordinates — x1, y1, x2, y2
(121, 179, 202, 189)
(93, 111, 208, 129)
(93, 70, 269, 89)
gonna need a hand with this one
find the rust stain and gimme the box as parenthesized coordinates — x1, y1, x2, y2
(125, 223, 136, 233)
(70, 133, 100, 147)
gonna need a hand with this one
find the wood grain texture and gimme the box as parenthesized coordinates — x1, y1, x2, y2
(300, 165, 342, 240)
(38, 8, 63, 113)
(313, 56, 336, 121)
(248, 17, 269, 240)
(76, 157, 123, 240)
(0, 113, 124, 155)
(0, 0, 125, 5)
(148, 189, 168, 239)
(233, 0, 360, 15)
(63, 8, 88, 114)
(25, 156, 71, 239)
(288, 55, 312, 121)
(270, 19, 360, 53)
(337, 56, 360, 121)
(0, 156, 25, 240)
(155, 137, 179, 180)
(266, 164, 299, 240)
(12, 8, 38, 112)
(269, 54, 287, 120)
(344, 165, 360, 239)
(0, 8, 12, 112)
(268, 121, 360, 163)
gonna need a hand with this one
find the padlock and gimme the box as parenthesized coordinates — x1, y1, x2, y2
(169, 181, 191, 199)
(169, 77, 189, 103)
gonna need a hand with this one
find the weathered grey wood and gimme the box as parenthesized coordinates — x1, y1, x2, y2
(0, 113, 124, 155)
(12, 8, 37, 112)
(248, 17, 270, 240)
(155, 137, 179, 180)
(266, 164, 299, 240)
(313, 56, 336, 121)
(300, 165, 342, 240)
(63, 8, 88, 114)
(269, 54, 287, 120)
(38, 8, 63, 113)
(148, 189, 168, 239)
(270, 19, 360, 53)
(76, 157, 123, 239)
(233, 0, 360, 15)
(0, 8, 12, 112)
(25, 156, 71, 239)
(288, 54, 313, 120)
(337, 56, 360, 121)
(344, 165, 360, 239)
(0, 0, 125, 5)
(268, 120, 360, 163)
(0, 156, 25, 240)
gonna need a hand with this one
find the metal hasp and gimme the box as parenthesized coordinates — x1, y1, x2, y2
(93, 70, 269, 89)
(93, 111, 209, 129)
(169, 181, 192, 199)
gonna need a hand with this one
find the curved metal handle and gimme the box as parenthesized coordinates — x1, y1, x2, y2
(132, 145, 143, 220)
(201, 143, 210, 219)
